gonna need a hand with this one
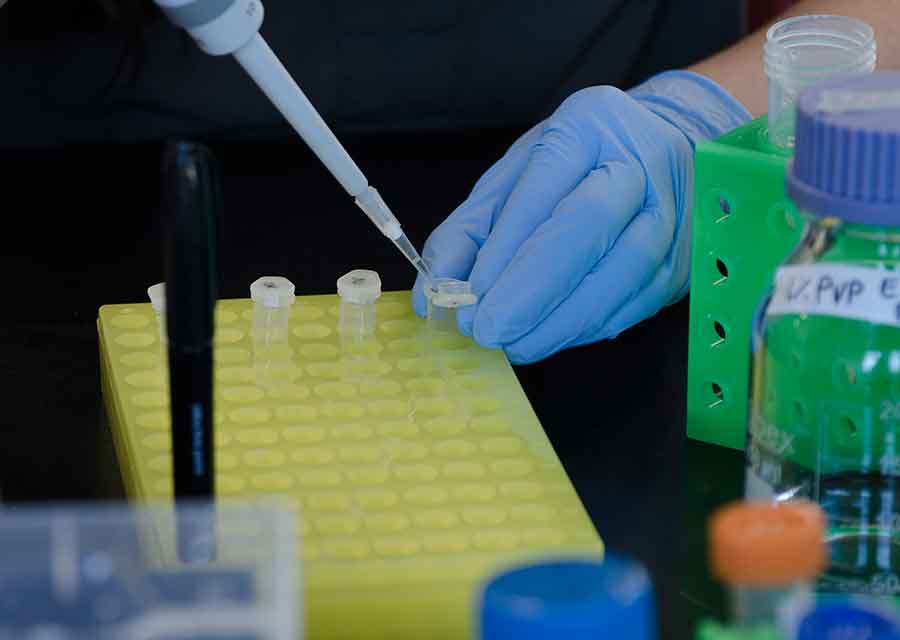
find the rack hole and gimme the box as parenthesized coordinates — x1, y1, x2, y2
(708, 383, 724, 409)
(713, 321, 726, 345)
(714, 259, 729, 285)
(793, 401, 806, 422)
(840, 416, 858, 439)
(717, 196, 731, 221)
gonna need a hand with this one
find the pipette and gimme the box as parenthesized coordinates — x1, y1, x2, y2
(154, 0, 434, 284)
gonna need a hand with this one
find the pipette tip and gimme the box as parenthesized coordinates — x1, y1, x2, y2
(414, 258, 434, 284)
(392, 233, 433, 284)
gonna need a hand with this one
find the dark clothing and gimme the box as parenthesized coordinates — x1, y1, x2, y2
(1, 0, 744, 146)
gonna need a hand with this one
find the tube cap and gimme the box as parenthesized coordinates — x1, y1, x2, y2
(789, 72, 900, 223)
(424, 278, 478, 308)
(250, 276, 296, 308)
(708, 501, 826, 586)
(337, 270, 382, 305)
(797, 602, 900, 640)
(478, 556, 656, 640)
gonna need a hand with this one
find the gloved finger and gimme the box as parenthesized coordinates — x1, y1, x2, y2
(499, 206, 674, 364)
(592, 265, 679, 342)
(455, 297, 477, 337)
(411, 124, 544, 318)
(594, 219, 692, 339)
(470, 160, 645, 347)
(467, 118, 602, 307)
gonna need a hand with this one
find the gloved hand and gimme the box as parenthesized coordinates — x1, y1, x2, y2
(411, 70, 750, 364)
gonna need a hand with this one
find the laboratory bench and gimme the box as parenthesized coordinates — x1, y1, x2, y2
(0, 130, 745, 639)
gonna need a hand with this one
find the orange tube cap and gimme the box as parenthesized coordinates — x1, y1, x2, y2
(708, 500, 827, 586)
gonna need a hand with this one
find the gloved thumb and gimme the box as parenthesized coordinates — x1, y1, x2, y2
(411, 124, 543, 318)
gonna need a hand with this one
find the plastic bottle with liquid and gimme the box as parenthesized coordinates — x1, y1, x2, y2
(745, 72, 900, 595)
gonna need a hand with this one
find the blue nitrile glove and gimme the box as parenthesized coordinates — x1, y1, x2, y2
(411, 70, 750, 364)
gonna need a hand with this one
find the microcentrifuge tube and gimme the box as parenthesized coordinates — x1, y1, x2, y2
(337, 269, 381, 343)
(425, 278, 477, 337)
(147, 282, 167, 342)
(250, 276, 296, 385)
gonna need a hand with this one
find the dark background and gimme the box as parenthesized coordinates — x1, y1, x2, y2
(2, 0, 745, 145)
(0, 0, 755, 637)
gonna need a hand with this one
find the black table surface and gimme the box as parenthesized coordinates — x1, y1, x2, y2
(0, 131, 745, 639)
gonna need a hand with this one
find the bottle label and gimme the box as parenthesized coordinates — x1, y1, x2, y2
(768, 264, 900, 326)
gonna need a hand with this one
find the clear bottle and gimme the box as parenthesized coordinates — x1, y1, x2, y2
(708, 500, 826, 635)
(745, 72, 900, 595)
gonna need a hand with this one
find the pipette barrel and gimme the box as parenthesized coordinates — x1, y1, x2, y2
(233, 35, 368, 198)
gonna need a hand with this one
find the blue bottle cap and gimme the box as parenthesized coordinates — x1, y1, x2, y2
(478, 555, 656, 640)
(788, 71, 900, 224)
(797, 602, 900, 640)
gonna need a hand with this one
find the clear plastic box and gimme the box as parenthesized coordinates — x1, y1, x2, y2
(0, 501, 298, 639)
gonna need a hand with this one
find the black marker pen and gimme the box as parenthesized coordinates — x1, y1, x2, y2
(163, 141, 219, 561)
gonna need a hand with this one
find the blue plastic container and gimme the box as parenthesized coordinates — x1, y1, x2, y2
(478, 555, 656, 640)
(797, 601, 900, 640)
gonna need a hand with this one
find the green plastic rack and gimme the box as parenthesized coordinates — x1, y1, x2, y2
(687, 116, 800, 450)
(695, 620, 780, 640)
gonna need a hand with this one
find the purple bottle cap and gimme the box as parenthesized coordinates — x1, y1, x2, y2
(788, 71, 900, 224)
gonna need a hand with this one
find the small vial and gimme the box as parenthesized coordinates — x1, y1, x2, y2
(425, 278, 477, 336)
(250, 276, 296, 384)
(147, 282, 167, 342)
(250, 276, 296, 341)
(708, 500, 826, 633)
(336, 269, 382, 340)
